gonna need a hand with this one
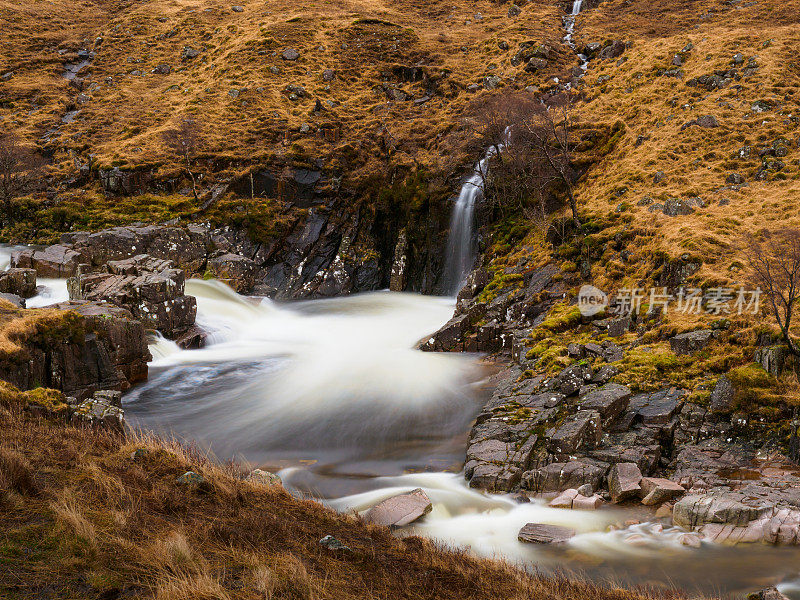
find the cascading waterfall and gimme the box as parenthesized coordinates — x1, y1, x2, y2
(564, 0, 590, 75)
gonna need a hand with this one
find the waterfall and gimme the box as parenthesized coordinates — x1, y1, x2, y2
(564, 0, 589, 74)
(443, 157, 489, 295)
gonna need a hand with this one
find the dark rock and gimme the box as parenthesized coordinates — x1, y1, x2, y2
(548, 410, 601, 455)
(0, 292, 24, 308)
(281, 48, 300, 61)
(599, 40, 626, 60)
(710, 375, 736, 413)
(629, 388, 684, 425)
(0, 268, 36, 298)
(580, 384, 631, 423)
(319, 535, 351, 552)
(522, 461, 606, 493)
(321, 68, 336, 82)
(207, 253, 258, 293)
(670, 329, 714, 355)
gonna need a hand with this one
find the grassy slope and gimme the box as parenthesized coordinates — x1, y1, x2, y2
(0, 396, 684, 600)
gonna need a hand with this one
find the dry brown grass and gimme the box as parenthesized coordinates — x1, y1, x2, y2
(0, 391, 697, 600)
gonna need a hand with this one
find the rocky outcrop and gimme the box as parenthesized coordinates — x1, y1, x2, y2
(71, 389, 125, 431)
(0, 301, 150, 400)
(207, 253, 258, 293)
(68, 254, 197, 338)
(11, 244, 83, 278)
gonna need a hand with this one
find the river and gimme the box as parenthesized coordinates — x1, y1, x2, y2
(3, 246, 800, 597)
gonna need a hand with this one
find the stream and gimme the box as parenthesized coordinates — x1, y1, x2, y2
(4, 242, 800, 597)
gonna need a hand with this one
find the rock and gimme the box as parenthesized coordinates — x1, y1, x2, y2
(608, 462, 642, 502)
(710, 375, 736, 413)
(549, 489, 579, 508)
(755, 345, 786, 378)
(71, 390, 125, 430)
(246, 469, 281, 486)
(483, 75, 501, 90)
(640, 477, 685, 505)
(673, 494, 770, 529)
(152, 64, 171, 74)
(524, 461, 606, 493)
(507, 4, 521, 16)
(573, 494, 604, 510)
(548, 410, 601, 455)
(69, 255, 196, 338)
(319, 535, 351, 552)
(321, 68, 336, 82)
(207, 253, 258, 293)
(0, 293, 25, 307)
(181, 47, 200, 60)
(655, 503, 674, 519)
(176, 471, 205, 485)
(518, 523, 576, 544)
(629, 388, 684, 425)
(726, 173, 745, 184)
(670, 330, 714, 355)
(662, 198, 696, 216)
(749, 588, 792, 600)
(576, 483, 593, 497)
(281, 48, 300, 61)
(697, 115, 719, 128)
(11, 244, 84, 278)
(364, 488, 432, 527)
(580, 384, 631, 423)
(231, 5, 244, 11)
(678, 533, 703, 548)
(0, 268, 36, 298)
(599, 40, 626, 60)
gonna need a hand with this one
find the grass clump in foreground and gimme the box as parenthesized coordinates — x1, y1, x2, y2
(0, 391, 695, 600)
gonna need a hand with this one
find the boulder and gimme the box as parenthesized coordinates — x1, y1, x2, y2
(670, 329, 714, 355)
(518, 523, 576, 544)
(246, 469, 281, 486)
(281, 48, 300, 61)
(572, 494, 604, 510)
(0, 268, 36, 298)
(207, 253, 258, 293)
(629, 388, 684, 424)
(710, 375, 736, 413)
(640, 477, 685, 505)
(364, 488, 432, 527)
(673, 494, 770, 529)
(0, 292, 24, 307)
(749, 588, 791, 600)
(608, 462, 642, 502)
(523, 460, 606, 493)
(549, 489, 579, 508)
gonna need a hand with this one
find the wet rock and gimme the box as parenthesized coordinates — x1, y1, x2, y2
(518, 523, 576, 544)
(364, 488, 432, 527)
(670, 329, 714, 355)
(11, 244, 84, 278)
(0, 268, 36, 298)
(608, 462, 642, 502)
(207, 253, 258, 293)
(640, 477, 685, 505)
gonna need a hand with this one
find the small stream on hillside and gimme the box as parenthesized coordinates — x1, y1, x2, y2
(5, 243, 800, 596)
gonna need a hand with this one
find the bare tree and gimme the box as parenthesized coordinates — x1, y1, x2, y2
(745, 228, 800, 357)
(0, 133, 42, 224)
(162, 116, 202, 201)
(471, 91, 580, 226)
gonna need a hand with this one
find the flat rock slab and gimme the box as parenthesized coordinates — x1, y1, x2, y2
(518, 523, 576, 544)
(364, 488, 432, 527)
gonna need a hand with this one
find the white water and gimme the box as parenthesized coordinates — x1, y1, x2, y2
(563, 0, 590, 78)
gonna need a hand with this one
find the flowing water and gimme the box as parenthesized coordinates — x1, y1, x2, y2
(4, 244, 800, 596)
